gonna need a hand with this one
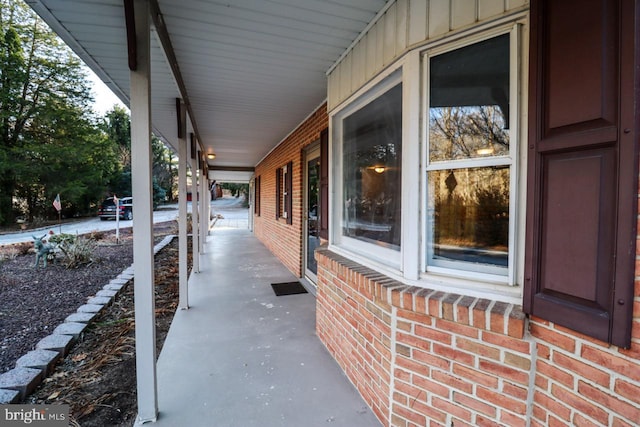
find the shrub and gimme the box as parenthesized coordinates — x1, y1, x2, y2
(49, 233, 76, 246)
(0, 247, 19, 262)
(14, 242, 32, 256)
(89, 230, 106, 241)
(57, 237, 97, 269)
(49, 233, 97, 269)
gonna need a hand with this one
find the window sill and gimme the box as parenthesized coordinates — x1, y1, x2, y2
(316, 247, 526, 339)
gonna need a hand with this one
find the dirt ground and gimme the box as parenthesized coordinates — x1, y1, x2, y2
(0, 222, 189, 426)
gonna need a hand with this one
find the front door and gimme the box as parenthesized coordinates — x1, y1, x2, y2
(304, 143, 320, 284)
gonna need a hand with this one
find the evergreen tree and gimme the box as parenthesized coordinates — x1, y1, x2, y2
(103, 107, 174, 206)
(103, 105, 131, 170)
(152, 135, 177, 202)
(0, 0, 117, 224)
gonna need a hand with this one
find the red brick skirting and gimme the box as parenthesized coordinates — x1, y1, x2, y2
(315, 248, 640, 427)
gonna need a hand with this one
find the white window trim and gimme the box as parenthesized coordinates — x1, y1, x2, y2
(401, 50, 421, 281)
(421, 23, 522, 286)
(331, 65, 404, 271)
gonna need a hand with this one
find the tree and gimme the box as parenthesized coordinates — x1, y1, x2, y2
(102, 106, 130, 198)
(0, 0, 116, 224)
(15, 104, 119, 219)
(152, 135, 177, 202)
(103, 105, 131, 169)
(0, 2, 30, 224)
(103, 107, 175, 205)
(221, 183, 248, 198)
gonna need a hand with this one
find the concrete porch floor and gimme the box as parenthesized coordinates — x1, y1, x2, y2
(153, 227, 381, 426)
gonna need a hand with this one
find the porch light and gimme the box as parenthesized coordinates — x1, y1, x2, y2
(373, 166, 386, 174)
(207, 153, 216, 160)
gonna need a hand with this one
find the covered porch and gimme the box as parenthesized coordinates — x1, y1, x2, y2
(24, 0, 390, 423)
(153, 222, 380, 426)
(22, 1, 640, 426)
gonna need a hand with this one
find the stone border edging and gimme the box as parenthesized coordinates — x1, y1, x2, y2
(0, 235, 176, 404)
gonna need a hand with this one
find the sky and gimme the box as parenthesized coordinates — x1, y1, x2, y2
(86, 68, 128, 116)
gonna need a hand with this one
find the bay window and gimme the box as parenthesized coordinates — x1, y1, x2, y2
(331, 24, 522, 298)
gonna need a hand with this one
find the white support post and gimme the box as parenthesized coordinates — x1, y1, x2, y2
(199, 173, 208, 251)
(249, 179, 254, 232)
(206, 178, 211, 232)
(130, 0, 157, 423)
(178, 103, 189, 310)
(190, 143, 200, 273)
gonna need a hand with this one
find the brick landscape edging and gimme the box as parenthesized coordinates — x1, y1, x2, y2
(0, 235, 175, 404)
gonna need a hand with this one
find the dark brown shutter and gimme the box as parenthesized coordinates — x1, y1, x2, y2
(524, 0, 638, 347)
(275, 168, 282, 219)
(254, 176, 261, 216)
(285, 161, 293, 225)
(319, 128, 329, 239)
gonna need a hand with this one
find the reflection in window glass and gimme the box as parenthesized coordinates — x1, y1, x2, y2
(429, 106, 509, 161)
(343, 83, 402, 250)
(279, 165, 288, 218)
(307, 157, 320, 275)
(427, 34, 511, 273)
(429, 34, 510, 162)
(428, 167, 509, 267)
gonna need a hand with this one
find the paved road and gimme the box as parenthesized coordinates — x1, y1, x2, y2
(210, 196, 250, 229)
(0, 206, 181, 246)
(0, 196, 250, 246)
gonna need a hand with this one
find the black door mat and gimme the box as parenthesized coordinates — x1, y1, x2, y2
(271, 281, 308, 296)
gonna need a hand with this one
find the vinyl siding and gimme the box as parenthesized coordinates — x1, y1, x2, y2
(327, 0, 530, 110)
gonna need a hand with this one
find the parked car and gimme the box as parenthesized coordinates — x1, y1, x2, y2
(98, 197, 133, 220)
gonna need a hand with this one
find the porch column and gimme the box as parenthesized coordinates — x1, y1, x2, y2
(206, 176, 211, 235)
(200, 167, 208, 250)
(129, 0, 157, 422)
(190, 134, 200, 273)
(206, 177, 211, 232)
(177, 100, 189, 309)
(249, 178, 254, 231)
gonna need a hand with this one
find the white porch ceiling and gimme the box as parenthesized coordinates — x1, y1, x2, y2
(26, 0, 388, 176)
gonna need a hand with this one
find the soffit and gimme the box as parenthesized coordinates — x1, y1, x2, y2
(27, 0, 387, 174)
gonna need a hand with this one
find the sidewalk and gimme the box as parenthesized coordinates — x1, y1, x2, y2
(209, 196, 250, 229)
(153, 227, 380, 426)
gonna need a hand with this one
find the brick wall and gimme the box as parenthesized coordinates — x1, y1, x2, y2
(253, 104, 328, 277)
(528, 316, 640, 426)
(316, 247, 640, 427)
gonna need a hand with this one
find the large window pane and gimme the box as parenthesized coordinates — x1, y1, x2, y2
(427, 34, 512, 274)
(343, 83, 402, 250)
(429, 34, 510, 162)
(428, 167, 509, 268)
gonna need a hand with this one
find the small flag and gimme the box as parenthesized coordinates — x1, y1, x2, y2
(53, 194, 61, 212)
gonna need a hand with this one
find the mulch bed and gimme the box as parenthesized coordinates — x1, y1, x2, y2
(0, 222, 190, 426)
